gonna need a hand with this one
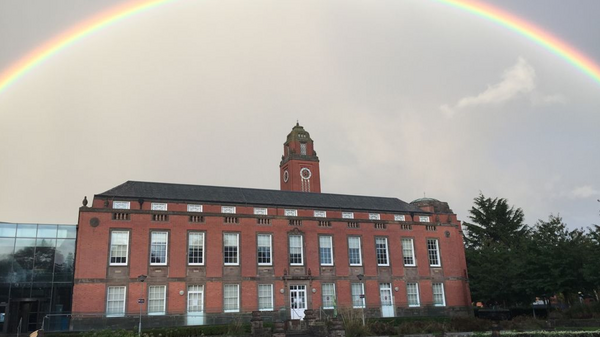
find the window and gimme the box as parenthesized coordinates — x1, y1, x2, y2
(319, 236, 333, 265)
(150, 232, 168, 265)
(151, 203, 167, 211)
(322, 283, 336, 309)
(258, 284, 273, 311)
(289, 235, 303, 265)
(369, 213, 380, 220)
(351, 283, 365, 308)
(221, 206, 236, 214)
(348, 237, 362, 266)
(188, 285, 204, 313)
(188, 204, 203, 212)
(109, 231, 129, 265)
(223, 284, 239, 312)
(432, 283, 446, 306)
(284, 209, 298, 216)
(188, 232, 204, 265)
(300, 143, 307, 155)
(342, 212, 354, 219)
(257, 234, 272, 265)
(402, 238, 416, 266)
(148, 285, 166, 315)
(314, 210, 326, 218)
(407, 283, 420, 307)
(106, 286, 126, 316)
(419, 216, 430, 222)
(113, 201, 130, 209)
(427, 238, 441, 267)
(375, 237, 389, 266)
(254, 208, 268, 215)
(223, 233, 239, 265)
(394, 214, 406, 221)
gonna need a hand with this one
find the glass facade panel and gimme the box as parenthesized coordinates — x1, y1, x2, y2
(54, 239, 75, 282)
(56, 225, 76, 239)
(17, 224, 37, 237)
(0, 237, 15, 282)
(37, 225, 58, 238)
(13, 238, 36, 282)
(34, 239, 56, 282)
(0, 223, 16, 237)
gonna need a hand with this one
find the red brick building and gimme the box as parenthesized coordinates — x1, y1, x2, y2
(72, 123, 471, 328)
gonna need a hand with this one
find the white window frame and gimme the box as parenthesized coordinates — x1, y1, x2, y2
(419, 216, 430, 222)
(314, 210, 327, 218)
(258, 284, 274, 311)
(284, 209, 298, 216)
(254, 208, 268, 215)
(188, 232, 205, 265)
(407, 283, 420, 307)
(221, 206, 236, 214)
(375, 237, 389, 266)
(351, 283, 365, 308)
(113, 201, 130, 210)
(319, 235, 334, 266)
(342, 212, 354, 219)
(289, 235, 304, 265)
(257, 234, 272, 265)
(223, 284, 240, 313)
(369, 213, 381, 220)
(348, 236, 362, 266)
(109, 231, 129, 266)
(322, 283, 336, 309)
(394, 214, 406, 221)
(106, 286, 126, 317)
(150, 231, 168, 265)
(432, 283, 446, 307)
(148, 285, 166, 315)
(151, 202, 167, 211)
(427, 238, 441, 267)
(188, 204, 203, 212)
(223, 233, 240, 266)
(402, 238, 416, 267)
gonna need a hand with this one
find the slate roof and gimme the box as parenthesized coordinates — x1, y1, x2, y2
(97, 181, 426, 214)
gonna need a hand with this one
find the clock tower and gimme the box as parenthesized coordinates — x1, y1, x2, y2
(280, 123, 321, 193)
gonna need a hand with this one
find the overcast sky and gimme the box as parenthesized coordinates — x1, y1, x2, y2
(1, 0, 599, 230)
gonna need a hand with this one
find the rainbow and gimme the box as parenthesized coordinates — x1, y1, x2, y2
(0, 0, 599, 94)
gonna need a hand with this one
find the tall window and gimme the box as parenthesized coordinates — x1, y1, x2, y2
(427, 239, 441, 267)
(258, 284, 273, 311)
(402, 238, 416, 266)
(257, 234, 272, 265)
(110, 231, 129, 265)
(188, 232, 205, 265)
(150, 232, 168, 265)
(432, 283, 446, 307)
(188, 285, 204, 313)
(322, 283, 336, 309)
(300, 143, 307, 155)
(351, 283, 365, 308)
(148, 285, 166, 315)
(375, 237, 389, 266)
(223, 284, 240, 312)
(348, 237, 362, 266)
(289, 235, 303, 265)
(319, 236, 333, 265)
(106, 286, 126, 316)
(406, 283, 420, 307)
(223, 233, 239, 265)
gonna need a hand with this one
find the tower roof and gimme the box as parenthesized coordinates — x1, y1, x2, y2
(285, 122, 313, 145)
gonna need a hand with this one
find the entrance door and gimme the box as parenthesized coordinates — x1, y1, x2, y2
(186, 285, 204, 326)
(289, 285, 307, 320)
(380, 283, 394, 318)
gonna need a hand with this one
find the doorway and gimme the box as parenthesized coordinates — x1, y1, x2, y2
(289, 285, 307, 320)
(379, 283, 394, 318)
(186, 285, 204, 326)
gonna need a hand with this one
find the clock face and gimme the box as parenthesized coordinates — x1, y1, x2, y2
(283, 170, 289, 182)
(300, 167, 312, 179)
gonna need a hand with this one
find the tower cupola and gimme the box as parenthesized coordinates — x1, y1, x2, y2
(280, 123, 321, 193)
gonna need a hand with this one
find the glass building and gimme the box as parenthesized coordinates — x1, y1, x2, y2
(0, 222, 76, 334)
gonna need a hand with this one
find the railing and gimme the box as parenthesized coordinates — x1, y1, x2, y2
(189, 215, 205, 223)
(224, 217, 239, 224)
(152, 214, 169, 222)
(289, 219, 302, 226)
(318, 221, 332, 227)
(374, 222, 387, 230)
(257, 217, 271, 225)
(347, 222, 360, 228)
(112, 212, 130, 221)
